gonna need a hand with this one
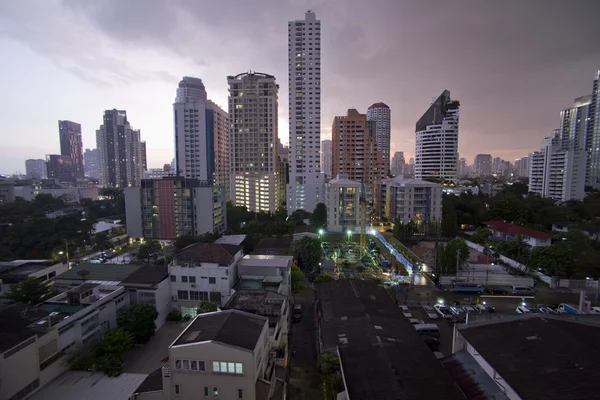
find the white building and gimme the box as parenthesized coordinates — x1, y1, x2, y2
(326, 176, 362, 233)
(120, 265, 171, 330)
(514, 156, 529, 178)
(236, 255, 293, 299)
(170, 242, 245, 315)
(0, 260, 68, 299)
(367, 102, 391, 176)
(228, 72, 282, 213)
(415, 90, 459, 182)
(287, 10, 324, 213)
(379, 175, 443, 224)
(528, 151, 545, 195)
(483, 221, 552, 248)
(320, 139, 332, 179)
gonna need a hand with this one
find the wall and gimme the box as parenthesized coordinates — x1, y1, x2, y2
(0, 336, 39, 400)
(154, 278, 171, 329)
(124, 187, 143, 238)
(170, 263, 233, 306)
(439, 275, 534, 287)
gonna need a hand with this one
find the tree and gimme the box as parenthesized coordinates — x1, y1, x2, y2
(294, 236, 322, 272)
(4, 277, 59, 304)
(291, 264, 306, 294)
(289, 209, 311, 226)
(317, 352, 340, 400)
(441, 212, 458, 237)
(438, 239, 470, 274)
(197, 300, 218, 314)
(72, 327, 133, 377)
(173, 234, 200, 250)
(310, 203, 327, 230)
(93, 232, 113, 252)
(471, 228, 492, 245)
(137, 240, 161, 264)
(314, 273, 334, 283)
(393, 220, 417, 244)
(117, 303, 159, 344)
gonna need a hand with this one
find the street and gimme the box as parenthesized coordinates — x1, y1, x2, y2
(288, 288, 322, 400)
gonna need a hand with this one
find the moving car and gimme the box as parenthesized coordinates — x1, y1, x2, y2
(423, 306, 439, 320)
(399, 305, 413, 318)
(414, 324, 440, 338)
(292, 304, 303, 322)
(485, 286, 510, 295)
(434, 304, 453, 319)
(453, 283, 484, 294)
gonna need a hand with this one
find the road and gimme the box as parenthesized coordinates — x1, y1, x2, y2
(288, 288, 322, 400)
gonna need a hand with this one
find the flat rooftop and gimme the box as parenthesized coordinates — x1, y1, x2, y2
(235, 277, 283, 292)
(214, 234, 247, 246)
(172, 310, 267, 351)
(458, 315, 600, 400)
(120, 265, 168, 286)
(238, 254, 293, 268)
(224, 290, 286, 311)
(0, 303, 49, 353)
(55, 263, 143, 283)
(0, 260, 55, 277)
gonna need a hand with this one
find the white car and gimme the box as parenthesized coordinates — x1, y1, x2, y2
(434, 304, 453, 319)
(450, 307, 466, 317)
(462, 306, 476, 314)
(408, 318, 425, 325)
(423, 306, 439, 320)
(399, 305, 412, 318)
(516, 306, 532, 314)
(590, 306, 600, 314)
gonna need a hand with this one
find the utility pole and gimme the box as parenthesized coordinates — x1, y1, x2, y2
(65, 239, 70, 268)
(456, 249, 461, 282)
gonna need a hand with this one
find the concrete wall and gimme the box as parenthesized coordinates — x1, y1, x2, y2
(440, 274, 534, 287)
(124, 187, 143, 238)
(0, 336, 39, 400)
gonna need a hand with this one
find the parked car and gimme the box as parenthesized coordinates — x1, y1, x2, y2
(421, 335, 440, 351)
(511, 286, 535, 296)
(292, 304, 303, 322)
(462, 305, 476, 314)
(434, 304, 453, 319)
(408, 318, 425, 325)
(516, 305, 532, 314)
(474, 304, 496, 313)
(450, 307, 466, 317)
(590, 306, 600, 314)
(399, 305, 413, 318)
(423, 306, 439, 320)
(448, 316, 466, 326)
(453, 283, 484, 294)
(485, 286, 510, 295)
(537, 305, 557, 314)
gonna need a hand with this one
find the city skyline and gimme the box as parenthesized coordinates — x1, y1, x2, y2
(1, 1, 600, 174)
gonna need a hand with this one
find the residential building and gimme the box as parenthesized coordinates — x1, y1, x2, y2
(143, 166, 174, 179)
(14, 185, 99, 202)
(528, 151, 545, 194)
(125, 177, 226, 240)
(120, 265, 170, 329)
(320, 139, 332, 179)
(391, 151, 405, 176)
(228, 72, 282, 213)
(83, 148, 99, 179)
(96, 109, 145, 188)
(406, 157, 415, 175)
(0, 260, 68, 298)
(474, 154, 492, 177)
(236, 255, 293, 300)
(0, 178, 15, 204)
(514, 156, 529, 178)
(46, 154, 74, 183)
(451, 314, 600, 400)
(585, 70, 600, 189)
(207, 100, 230, 199)
(457, 157, 468, 178)
(287, 10, 323, 214)
(367, 102, 391, 176)
(414, 90, 459, 182)
(169, 242, 244, 312)
(25, 159, 47, 180)
(316, 280, 465, 400)
(325, 176, 361, 233)
(53, 263, 143, 287)
(483, 220, 552, 247)
(331, 109, 386, 200)
(254, 237, 293, 256)
(380, 175, 443, 225)
(58, 120, 84, 179)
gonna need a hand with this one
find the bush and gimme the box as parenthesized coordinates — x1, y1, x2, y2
(166, 311, 182, 322)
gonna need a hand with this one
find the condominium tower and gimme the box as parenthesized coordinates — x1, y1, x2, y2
(58, 120, 84, 179)
(228, 72, 282, 213)
(587, 70, 600, 189)
(391, 151, 405, 176)
(84, 148, 99, 179)
(414, 90, 459, 182)
(474, 154, 492, 177)
(96, 109, 145, 188)
(320, 139, 332, 178)
(367, 102, 391, 176)
(25, 159, 47, 180)
(287, 10, 324, 213)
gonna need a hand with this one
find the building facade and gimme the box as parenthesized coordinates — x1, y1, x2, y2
(228, 72, 282, 213)
(586, 70, 600, 189)
(367, 102, 391, 176)
(514, 156, 529, 178)
(325, 177, 361, 233)
(414, 90, 459, 182)
(320, 139, 332, 179)
(25, 159, 47, 180)
(287, 11, 323, 213)
(45, 154, 74, 183)
(83, 148, 99, 179)
(96, 109, 145, 188)
(58, 120, 84, 179)
(391, 151, 405, 176)
(474, 154, 492, 177)
(380, 176, 442, 225)
(124, 177, 226, 240)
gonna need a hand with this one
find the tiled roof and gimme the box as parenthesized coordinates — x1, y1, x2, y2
(175, 243, 242, 265)
(482, 221, 553, 239)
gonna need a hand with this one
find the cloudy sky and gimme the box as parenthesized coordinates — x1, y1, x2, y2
(1, 0, 599, 174)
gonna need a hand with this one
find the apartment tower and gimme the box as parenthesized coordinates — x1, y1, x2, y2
(287, 10, 324, 213)
(391, 151, 405, 176)
(474, 154, 492, 177)
(83, 149, 99, 179)
(587, 70, 600, 189)
(58, 120, 84, 180)
(228, 72, 281, 213)
(320, 139, 332, 179)
(367, 102, 391, 176)
(414, 90, 459, 182)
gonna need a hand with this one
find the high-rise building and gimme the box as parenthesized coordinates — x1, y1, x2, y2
(414, 90, 459, 182)
(83, 148, 99, 179)
(207, 100, 230, 199)
(457, 157, 468, 178)
(25, 159, 47, 180)
(228, 72, 282, 213)
(58, 120, 84, 179)
(528, 151, 545, 194)
(367, 102, 391, 176)
(474, 154, 492, 177)
(96, 109, 145, 188)
(391, 151, 405, 176)
(124, 177, 226, 240)
(586, 70, 600, 189)
(287, 10, 324, 213)
(332, 109, 386, 195)
(380, 176, 443, 225)
(514, 157, 529, 178)
(46, 154, 74, 183)
(325, 176, 362, 233)
(320, 139, 332, 178)
(140, 141, 147, 172)
(406, 157, 415, 175)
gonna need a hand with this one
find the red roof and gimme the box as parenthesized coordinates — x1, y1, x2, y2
(482, 221, 552, 239)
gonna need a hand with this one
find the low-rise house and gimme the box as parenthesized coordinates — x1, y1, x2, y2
(0, 260, 68, 299)
(552, 223, 600, 241)
(483, 220, 552, 247)
(236, 255, 293, 299)
(120, 265, 170, 329)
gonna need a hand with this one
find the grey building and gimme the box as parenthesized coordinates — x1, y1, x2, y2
(25, 159, 47, 180)
(367, 102, 392, 176)
(586, 70, 600, 189)
(58, 120, 84, 179)
(83, 148, 99, 179)
(46, 154, 74, 183)
(474, 154, 492, 177)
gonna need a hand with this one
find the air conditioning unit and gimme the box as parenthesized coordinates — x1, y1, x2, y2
(191, 284, 197, 288)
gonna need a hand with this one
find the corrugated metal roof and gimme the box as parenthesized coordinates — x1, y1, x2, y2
(29, 371, 148, 400)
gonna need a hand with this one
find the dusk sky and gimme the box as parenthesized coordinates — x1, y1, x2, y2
(1, 0, 599, 174)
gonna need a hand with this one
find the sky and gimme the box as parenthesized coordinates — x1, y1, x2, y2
(1, 0, 600, 174)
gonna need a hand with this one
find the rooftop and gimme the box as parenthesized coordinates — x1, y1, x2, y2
(29, 371, 148, 400)
(255, 237, 293, 251)
(93, 221, 123, 234)
(120, 265, 168, 286)
(172, 309, 267, 351)
(383, 175, 443, 187)
(458, 315, 600, 400)
(175, 242, 243, 265)
(214, 234, 247, 246)
(368, 102, 390, 110)
(224, 290, 286, 312)
(317, 280, 464, 400)
(328, 177, 361, 186)
(133, 368, 163, 394)
(0, 303, 49, 353)
(483, 221, 553, 239)
(238, 254, 293, 268)
(235, 277, 284, 292)
(55, 263, 143, 283)
(0, 259, 55, 275)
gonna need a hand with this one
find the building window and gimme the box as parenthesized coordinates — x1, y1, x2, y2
(175, 384, 180, 395)
(213, 387, 219, 397)
(171, 275, 176, 282)
(204, 387, 209, 397)
(238, 388, 244, 399)
(175, 359, 206, 371)
(209, 277, 216, 284)
(212, 361, 243, 375)
(178, 290, 189, 300)
(189, 276, 196, 283)
(182, 276, 188, 283)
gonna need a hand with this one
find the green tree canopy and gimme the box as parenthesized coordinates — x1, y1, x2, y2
(441, 212, 458, 237)
(291, 264, 306, 294)
(294, 236, 322, 272)
(471, 228, 492, 245)
(437, 239, 470, 274)
(314, 273, 334, 283)
(117, 303, 159, 344)
(136, 240, 161, 264)
(4, 277, 59, 304)
(310, 203, 327, 230)
(197, 300, 218, 314)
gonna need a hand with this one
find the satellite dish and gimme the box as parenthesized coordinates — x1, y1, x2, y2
(77, 269, 90, 281)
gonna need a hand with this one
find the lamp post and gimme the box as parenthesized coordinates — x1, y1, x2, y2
(58, 240, 70, 268)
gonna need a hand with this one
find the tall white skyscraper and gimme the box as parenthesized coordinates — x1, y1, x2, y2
(414, 90, 459, 182)
(228, 72, 282, 213)
(320, 139, 332, 178)
(287, 10, 324, 213)
(367, 102, 391, 176)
